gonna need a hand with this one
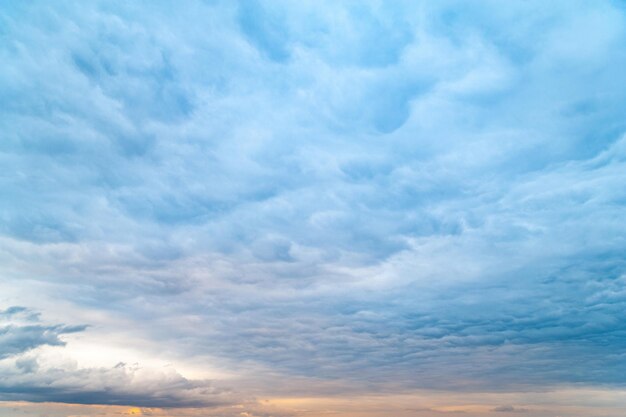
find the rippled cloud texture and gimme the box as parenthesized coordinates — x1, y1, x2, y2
(2, 1, 626, 416)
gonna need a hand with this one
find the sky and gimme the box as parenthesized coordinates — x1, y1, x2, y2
(2, 0, 626, 416)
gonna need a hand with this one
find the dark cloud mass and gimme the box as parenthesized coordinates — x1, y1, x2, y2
(1, 0, 626, 411)
(0, 363, 233, 408)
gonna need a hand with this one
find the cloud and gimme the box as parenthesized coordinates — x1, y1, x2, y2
(1, 0, 626, 407)
(0, 307, 238, 408)
(492, 405, 528, 413)
(0, 306, 86, 360)
(0, 361, 235, 408)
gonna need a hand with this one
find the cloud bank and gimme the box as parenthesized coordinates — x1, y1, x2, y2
(0, 308, 236, 408)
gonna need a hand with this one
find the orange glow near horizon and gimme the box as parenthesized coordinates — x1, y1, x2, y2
(3, 388, 626, 417)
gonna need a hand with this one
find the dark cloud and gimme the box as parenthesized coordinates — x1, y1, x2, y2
(492, 405, 528, 413)
(0, 362, 235, 408)
(0, 307, 86, 360)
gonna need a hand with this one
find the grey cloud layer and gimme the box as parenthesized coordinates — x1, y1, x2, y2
(1, 0, 626, 405)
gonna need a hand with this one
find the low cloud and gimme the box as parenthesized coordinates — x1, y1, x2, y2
(492, 405, 529, 413)
(0, 307, 238, 408)
(0, 361, 235, 408)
